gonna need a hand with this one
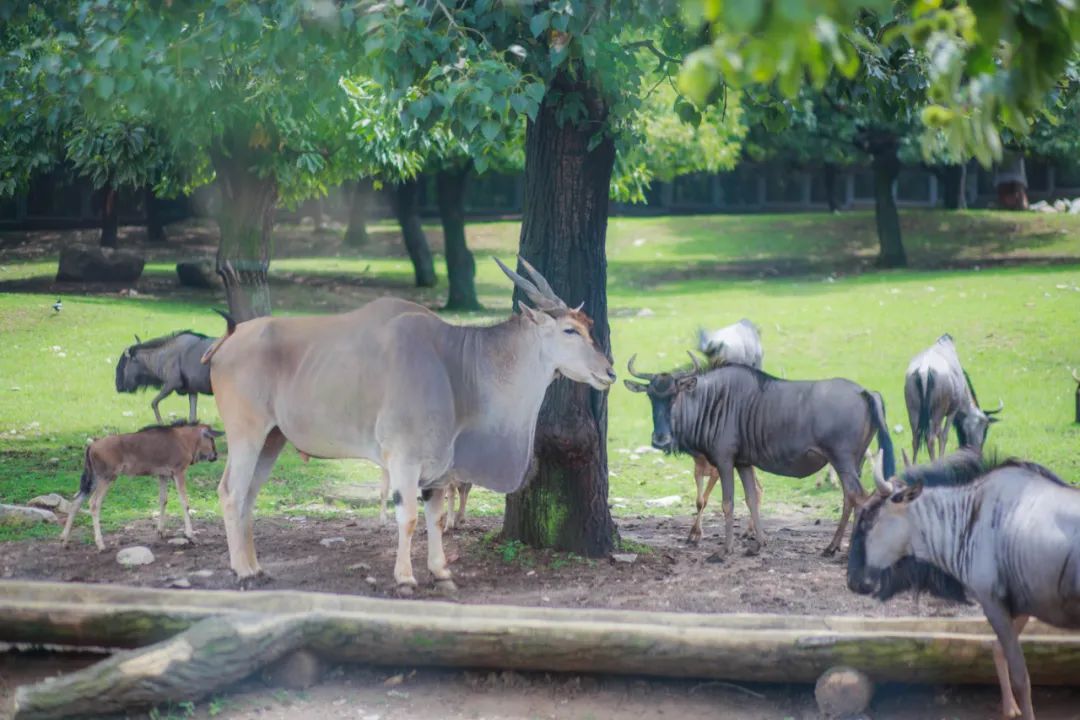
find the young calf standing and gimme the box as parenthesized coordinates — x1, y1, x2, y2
(60, 421, 222, 551)
(849, 450, 1080, 720)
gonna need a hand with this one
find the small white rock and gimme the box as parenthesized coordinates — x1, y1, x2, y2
(644, 495, 681, 508)
(168, 577, 191, 589)
(320, 536, 346, 547)
(167, 537, 191, 546)
(633, 445, 660, 455)
(116, 546, 155, 567)
(611, 553, 638, 564)
(191, 569, 214, 578)
(636, 307, 654, 317)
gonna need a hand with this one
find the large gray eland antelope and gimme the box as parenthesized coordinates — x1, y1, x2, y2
(60, 421, 222, 550)
(116, 331, 216, 423)
(625, 357, 895, 556)
(849, 449, 1080, 720)
(202, 257, 616, 593)
(904, 333, 1002, 462)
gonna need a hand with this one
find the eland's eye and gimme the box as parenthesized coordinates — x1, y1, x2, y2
(563, 328, 577, 335)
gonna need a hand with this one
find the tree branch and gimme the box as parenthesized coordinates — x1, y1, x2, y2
(624, 39, 682, 65)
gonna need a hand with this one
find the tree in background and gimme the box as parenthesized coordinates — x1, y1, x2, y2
(0, 2, 366, 319)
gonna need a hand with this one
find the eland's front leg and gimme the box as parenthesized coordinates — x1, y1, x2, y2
(737, 465, 766, 549)
(388, 459, 421, 595)
(422, 486, 455, 591)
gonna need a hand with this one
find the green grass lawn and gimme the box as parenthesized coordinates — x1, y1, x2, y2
(2, 209, 1079, 543)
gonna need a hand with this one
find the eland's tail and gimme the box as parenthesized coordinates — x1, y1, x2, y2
(864, 390, 896, 480)
(200, 309, 238, 365)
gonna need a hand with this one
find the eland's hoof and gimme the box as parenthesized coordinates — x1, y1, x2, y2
(396, 583, 416, 597)
(435, 578, 458, 596)
(237, 571, 272, 591)
(744, 539, 763, 557)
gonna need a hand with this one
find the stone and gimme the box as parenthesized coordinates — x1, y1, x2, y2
(644, 495, 681, 508)
(56, 244, 144, 283)
(263, 649, 324, 690)
(191, 569, 214, 578)
(116, 546, 155, 567)
(27, 493, 74, 515)
(319, 536, 346, 547)
(167, 537, 191, 546)
(815, 665, 874, 719)
(611, 553, 638, 564)
(167, 577, 191, 589)
(175, 259, 220, 288)
(0, 504, 57, 526)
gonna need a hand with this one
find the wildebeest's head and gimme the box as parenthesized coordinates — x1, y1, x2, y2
(623, 352, 700, 452)
(194, 424, 224, 463)
(115, 336, 161, 393)
(495, 256, 616, 391)
(847, 451, 968, 604)
(955, 370, 1003, 451)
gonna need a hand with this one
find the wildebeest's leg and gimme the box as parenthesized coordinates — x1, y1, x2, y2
(378, 467, 389, 525)
(453, 482, 471, 529)
(824, 464, 862, 556)
(992, 615, 1031, 719)
(737, 465, 766, 549)
(188, 394, 198, 424)
(423, 486, 454, 590)
(983, 601, 1034, 720)
(156, 476, 169, 538)
(717, 463, 737, 555)
(60, 491, 88, 547)
(149, 384, 177, 425)
(388, 457, 421, 594)
(173, 470, 196, 541)
(88, 475, 115, 552)
(687, 455, 711, 543)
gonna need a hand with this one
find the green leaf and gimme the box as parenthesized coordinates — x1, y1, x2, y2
(95, 75, 114, 99)
(529, 11, 551, 38)
(480, 118, 500, 142)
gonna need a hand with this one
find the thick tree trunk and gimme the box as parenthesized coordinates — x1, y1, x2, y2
(210, 148, 277, 320)
(502, 73, 617, 557)
(823, 163, 840, 212)
(941, 164, 967, 210)
(144, 186, 166, 243)
(870, 142, 907, 268)
(437, 163, 481, 311)
(98, 184, 118, 248)
(393, 177, 437, 288)
(343, 178, 374, 248)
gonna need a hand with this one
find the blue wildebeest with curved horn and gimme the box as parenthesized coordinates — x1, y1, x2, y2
(849, 449, 1080, 720)
(116, 331, 216, 424)
(625, 356, 895, 556)
(904, 333, 1002, 463)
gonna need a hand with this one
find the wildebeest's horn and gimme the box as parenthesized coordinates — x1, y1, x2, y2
(901, 448, 912, 469)
(986, 399, 1004, 415)
(518, 256, 566, 308)
(871, 449, 893, 495)
(494, 257, 560, 311)
(1073, 369, 1080, 384)
(687, 351, 702, 373)
(134, 334, 142, 344)
(626, 354, 655, 381)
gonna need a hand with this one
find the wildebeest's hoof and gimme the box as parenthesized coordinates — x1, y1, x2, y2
(744, 539, 763, 557)
(705, 551, 726, 564)
(822, 545, 839, 557)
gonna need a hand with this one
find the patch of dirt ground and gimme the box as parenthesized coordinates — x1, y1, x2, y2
(4, 513, 1080, 719)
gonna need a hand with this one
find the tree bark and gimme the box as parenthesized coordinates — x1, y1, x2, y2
(941, 163, 967, 210)
(393, 177, 437, 288)
(98, 183, 118, 248)
(144, 186, 166, 243)
(823, 163, 840, 212)
(437, 163, 481, 311)
(210, 146, 277, 320)
(343, 177, 374, 248)
(870, 141, 907, 268)
(502, 72, 617, 557)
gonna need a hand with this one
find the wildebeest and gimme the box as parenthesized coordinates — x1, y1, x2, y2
(60, 421, 223, 551)
(203, 257, 615, 592)
(116, 331, 216, 423)
(849, 450, 1080, 720)
(698, 319, 763, 369)
(625, 358, 895, 555)
(904, 333, 1002, 462)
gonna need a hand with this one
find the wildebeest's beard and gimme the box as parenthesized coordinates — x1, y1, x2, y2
(115, 351, 163, 392)
(873, 556, 970, 604)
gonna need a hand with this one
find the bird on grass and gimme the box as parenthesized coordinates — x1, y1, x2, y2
(51, 298, 63, 313)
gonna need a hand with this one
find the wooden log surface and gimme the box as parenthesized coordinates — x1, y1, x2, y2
(2, 581, 1080, 687)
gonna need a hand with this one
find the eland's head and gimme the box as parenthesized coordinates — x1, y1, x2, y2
(495, 256, 615, 391)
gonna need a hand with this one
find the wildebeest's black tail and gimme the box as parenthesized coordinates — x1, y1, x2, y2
(913, 370, 934, 459)
(200, 309, 237, 365)
(864, 390, 896, 479)
(78, 445, 94, 496)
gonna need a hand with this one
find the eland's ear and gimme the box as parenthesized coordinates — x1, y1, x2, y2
(520, 304, 551, 326)
(624, 379, 649, 393)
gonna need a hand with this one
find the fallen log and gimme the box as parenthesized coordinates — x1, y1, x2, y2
(3, 579, 1080, 719)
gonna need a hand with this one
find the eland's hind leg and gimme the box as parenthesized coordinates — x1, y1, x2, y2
(378, 467, 389, 525)
(217, 428, 276, 580)
(737, 465, 766, 548)
(688, 456, 714, 543)
(386, 456, 422, 594)
(422, 486, 454, 590)
(453, 482, 471, 529)
(237, 430, 287, 577)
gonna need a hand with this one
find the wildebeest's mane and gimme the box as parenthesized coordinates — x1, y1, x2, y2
(128, 330, 209, 351)
(696, 363, 779, 392)
(961, 368, 980, 406)
(997, 458, 1070, 487)
(136, 419, 200, 433)
(899, 449, 1069, 490)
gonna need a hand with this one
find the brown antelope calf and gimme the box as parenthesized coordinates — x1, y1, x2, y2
(60, 421, 223, 551)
